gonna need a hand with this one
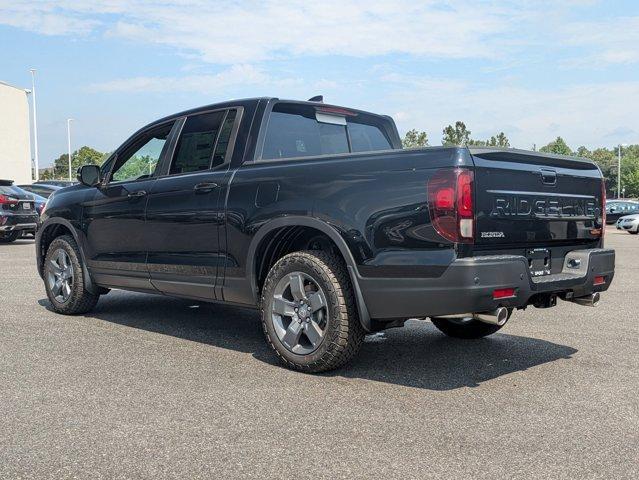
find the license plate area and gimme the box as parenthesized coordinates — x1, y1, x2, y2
(527, 248, 551, 276)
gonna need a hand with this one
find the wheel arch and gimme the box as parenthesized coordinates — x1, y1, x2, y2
(247, 216, 372, 332)
(37, 218, 99, 294)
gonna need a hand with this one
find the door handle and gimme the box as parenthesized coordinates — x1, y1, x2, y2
(540, 169, 557, 185)
(194, 182, 219, 192)
(127, 190, 147, 199)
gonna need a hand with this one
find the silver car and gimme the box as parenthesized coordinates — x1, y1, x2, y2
(616, 214, 639, 234)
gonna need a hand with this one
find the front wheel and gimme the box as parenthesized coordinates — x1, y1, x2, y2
(261, 250, 365, 373)
(43, 235, 99, 314)
(431, 312, 511, 339)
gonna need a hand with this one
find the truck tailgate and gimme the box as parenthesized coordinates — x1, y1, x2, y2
(471, 149, 604, 245)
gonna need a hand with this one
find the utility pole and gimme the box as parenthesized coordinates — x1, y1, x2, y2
(67, 119, 73, 181)
(30, 69, 39, 181)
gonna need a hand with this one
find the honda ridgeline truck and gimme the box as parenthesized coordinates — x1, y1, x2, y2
(36, 97, 615, 372)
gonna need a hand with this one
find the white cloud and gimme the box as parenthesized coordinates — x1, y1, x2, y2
(561, 16, 639, 66)
(88, 64, 272, 92)
(0, 0, 509, 62)
(376, 76, 639, 149)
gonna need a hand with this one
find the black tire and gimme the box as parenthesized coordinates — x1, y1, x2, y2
(261, 250, 365, 373)
(629, 231, 638, 235)
(431, 315, 509, 339)
(43, 235, 99, 314)
(0, 231, 20, 243)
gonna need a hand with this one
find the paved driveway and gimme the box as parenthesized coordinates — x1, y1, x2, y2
(1, 228, 637, 479)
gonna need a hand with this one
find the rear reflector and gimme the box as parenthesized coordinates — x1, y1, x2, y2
(593, 276, 605, 286)
(493, 288, 516, 299)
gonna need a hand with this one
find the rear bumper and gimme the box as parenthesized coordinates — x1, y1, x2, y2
(0, 214, 39, 233)
(357, 248, 615, 319)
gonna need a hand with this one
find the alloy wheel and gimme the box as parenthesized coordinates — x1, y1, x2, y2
(47, 249, 74, 303)
(271, 271, 328, 355)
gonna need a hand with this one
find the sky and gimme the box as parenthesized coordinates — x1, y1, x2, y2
(1, 0, 638, 166)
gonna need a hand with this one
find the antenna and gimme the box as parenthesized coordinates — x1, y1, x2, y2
(308, 95, 323, 103)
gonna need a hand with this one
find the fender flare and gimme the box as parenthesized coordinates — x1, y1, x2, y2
(37, 218, 99, 295)
(246, 216, 372, 332)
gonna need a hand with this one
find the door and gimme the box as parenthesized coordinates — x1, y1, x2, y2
(145, 109, 240, 300)
(83, 120, 177, 291)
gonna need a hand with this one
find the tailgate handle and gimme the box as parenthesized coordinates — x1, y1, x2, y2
(540, 168, 557, 185)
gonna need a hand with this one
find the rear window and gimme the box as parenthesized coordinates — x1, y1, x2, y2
(261, 103, 393, 160)
(348, 120, 392, 152)
(0, 185, 24, 196)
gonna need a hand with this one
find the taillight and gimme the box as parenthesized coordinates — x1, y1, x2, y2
(0, 194, 18, 205)
(427, 168, 474, 243)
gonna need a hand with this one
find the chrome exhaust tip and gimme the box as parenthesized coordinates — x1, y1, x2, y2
(571, 292, 600, 307)
(473, 307, 510, 326)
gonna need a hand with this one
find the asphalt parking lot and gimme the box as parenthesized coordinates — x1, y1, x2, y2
(1, 228, 637, 479)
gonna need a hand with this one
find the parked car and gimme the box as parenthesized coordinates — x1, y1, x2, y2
(34, 180, 77, 187)
(19, 183, 62, 198)
(0, 180, 40, 243)
(615, 214, 639, 234)
(36, 97, 615, 372)
(605, 200, 639, 224)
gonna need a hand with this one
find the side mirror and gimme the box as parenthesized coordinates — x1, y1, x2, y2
(609, 207, 615, 213)
(77, 164, 101, 187)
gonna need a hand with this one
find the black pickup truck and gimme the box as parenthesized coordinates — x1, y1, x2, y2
(36, 97, 614, 372)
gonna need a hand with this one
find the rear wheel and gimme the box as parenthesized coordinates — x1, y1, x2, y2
(0, 231, 20, 243)
(261, 250, 365, 373)
(43, 235, 99, 314)
(431, 313, 511, 339)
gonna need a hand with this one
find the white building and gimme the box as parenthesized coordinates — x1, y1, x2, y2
(0, 81, 32, 184)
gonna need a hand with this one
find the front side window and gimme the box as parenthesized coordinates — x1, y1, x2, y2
(169, 111, 226, 175)
(111, 122, 174, 183)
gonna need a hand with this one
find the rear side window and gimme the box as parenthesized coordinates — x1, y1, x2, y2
(211, 110, 237, 168)
(261, 103, 394, 160)
(170, 111, 225, 175)
(262, 104, 349, 160)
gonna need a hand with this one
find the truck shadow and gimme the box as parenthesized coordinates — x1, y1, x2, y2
(39, 292, 577, 391)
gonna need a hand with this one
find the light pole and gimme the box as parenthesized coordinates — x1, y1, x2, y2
(618, 143, 627, 199)
(67, 118, 74, 181)
(30, 69, 39, 181)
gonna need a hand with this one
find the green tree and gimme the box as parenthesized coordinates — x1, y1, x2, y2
(488, 132, 510, 148)
(402, 129, 428, 148)
(442, 121, 471, 146)
(52, 146, 105, 179)
(112, 155, 157, 182)
(539, 137, 572, 156)
(576, 146, 617, 196)
(621, 156, 639, 198)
